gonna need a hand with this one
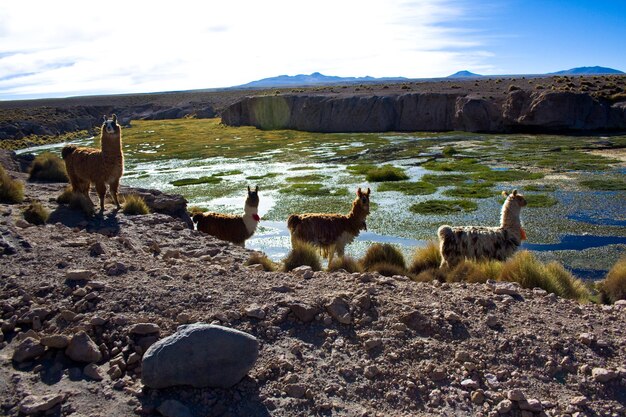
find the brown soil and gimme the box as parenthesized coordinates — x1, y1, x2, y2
(0, 158, 625, 417)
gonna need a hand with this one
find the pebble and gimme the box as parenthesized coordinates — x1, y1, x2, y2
(40, 334, 70, 349)
(592, 367, 617, 383)
(519, 398, 543, 412)
(12, 337, 45, 362)
(65, 269, 95, 282)
(570, 396, 588, 407)
(495, 399, 513, 414)
(19, 393, 65, 414)
(507, 388, 526, 402)
(292, 265, 314, 280)
(245, 305, 266, 320)
(461, 379, 479, 390)
(83, 363, 104, 381)
(485, 314, 498, 328)
(364, 365, 380, 379)
(65, 331, 102, 363)
(325, 296, 352, 324)
(129, 322, 160, 335)
(284, 383, 306, 398)
(444, 310, 462, 322)
(491, 281, 520, 296)
(89, 241, 107, 256)
(289, 302, 320, 323)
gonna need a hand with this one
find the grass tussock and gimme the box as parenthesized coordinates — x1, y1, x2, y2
(365, 165, 409, 182)
(360, 243, 406, 272)
(28, 152, 68, 182)
(447, 260, 502, 284)
(246, 253, 278, 272)
(598, 256, 626, 304)
(283, 241, 322, 272)
(56, 186, 73, 204)
(377, 181, 436, 195)
(408, 241, 441, 275)
(69, 192, 95, 216)
(499, 251, 589, 301)
(328, 256, 362, 273)
(410, 199, 477, 215)
(0, 166, 24, 203)
(123, 195, 150, 215)
(367, 261, 407, 277)
(22, 201, 49, 225)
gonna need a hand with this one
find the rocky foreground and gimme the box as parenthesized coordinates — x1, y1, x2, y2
(1, 160, 625, 416)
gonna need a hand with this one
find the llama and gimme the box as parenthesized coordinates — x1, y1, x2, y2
(287, 187, 370, 264)
(438, 189, 527, 268)
(62, 114, 124, 211)
(193, 186, 260, 246)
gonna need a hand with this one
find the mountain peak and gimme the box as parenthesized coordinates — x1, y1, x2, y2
(551, 66, 624, 75)
(448, 70, 482, 78)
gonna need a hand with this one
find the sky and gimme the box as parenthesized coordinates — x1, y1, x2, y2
(1, 0, 625, 100)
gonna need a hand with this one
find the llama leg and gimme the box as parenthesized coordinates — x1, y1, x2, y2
(110, 179, 121, 209)
(95, 182, 106, 211)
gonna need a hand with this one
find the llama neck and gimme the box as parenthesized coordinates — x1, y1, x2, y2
(242, 203, 259, 235)
(347, 203, 368, 228)
(500, 200, 521, 230)
(102, 134, 122, 157)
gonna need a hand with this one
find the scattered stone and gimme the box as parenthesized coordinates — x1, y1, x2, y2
(89, 242, 107, 256)
(364, 365, 380, 379)
(444, 310, 462, 322)
(129, 322, 160, 335)
(245, 305, 266, 320)
(592, 367, 617, 383)
(507, 388, 526, 402)
(163, 249, 181, 260)
(471, 390, 485, 404)
(461, 379, 479, 390)
(615, 299, 626, 309)
(325, 296, 352, 324)
(292, 265, 314, 279)
(65, 269, 95, 282)
(579, 333, 595, 346)
(19, 393, 65, 414)
(485, 314, 499, 328)
(105, 262, 127, 276)
(519, 398, 543, 412)
(284, 383, 306, 398)
(430, 368, 446, 382)
(65, 331, 102, 363)
(570, 396, 588, 407)
(289, 302, 320, 323)
(83, 363, 104, 381)
(108, 364, 123, 380)
(157, 400, 194, 417)
(142, 323, 259, 389)
(495, 399, 513, 414)
(492, 281, 520, 296)
(40, 334, 70, 349)
(12, 337, 45, 362)
(15, 219, 32, 229)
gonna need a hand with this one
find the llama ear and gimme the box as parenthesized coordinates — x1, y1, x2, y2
(357, 187, 362, 196)
(366, 187, 371, 196)
(255, 185, 259, 192)
(502, 191, 509, 198)
(103, 115, 107, 123)
(512, 189, 518, 196)
(112, 114, 117, 123)
(248, 185, 251, 193)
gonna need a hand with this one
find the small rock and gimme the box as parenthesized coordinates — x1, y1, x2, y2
(289, 302, 320, 323)
(325, 296, 352, 324)
(15, 219, 32, 229)
(245, 305, 266, 320)
(485, 314, 498, 328)
(292, 265, 314, 279)
(363, 338, 382, 350)
(454, 351, 471, 363)
(157, 400, 193, 417)
(461, 379, 479, 390)
(90, 316, 107, 326)
(364, 365, 380, 379)
(12, 337, 46, 362)
(507, 388, 526, 402)
(570, 396, 588, 407)
(83, 363, 104, 381)
(40, 334, 70, 349)
(519, 398, 543, 412)
(129, 323, 160, 335)
(284, 383, 306, 398)
(614, 299, 626, 309)
(176, 312, 191, 324)
(248, 263, 265, 272)
(444, 310, 462, 322)
(105, 262, 127, 276)
(495, 399, 513, 414)
(89, 242, 107, 256)
(471, 390, 485, 404)
(108, 364, 123, 380)
(578, 333, 595, 346)
(492, 281, 520, 296)
(65, 269, 95, 282)
(19, 394, 64, 414)
(592, 367, 617, 383)
(65, 331, 102, 363)
(430, 368, 446, 381)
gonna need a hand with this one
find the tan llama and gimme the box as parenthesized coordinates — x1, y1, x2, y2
(62, 114, 124, 211)
(193, 186, 260, 246)
(438, 189, 528, 268)
(287, 187, 370, 264)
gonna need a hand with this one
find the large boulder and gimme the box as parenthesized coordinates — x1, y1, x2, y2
(141, 323, 259, 389)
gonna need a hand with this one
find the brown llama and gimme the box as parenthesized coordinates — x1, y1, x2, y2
(438, 189, 528, 268)
(287, 187, 370, 264)
(62, 114, 124, 211)
(193, 186, 260, 246)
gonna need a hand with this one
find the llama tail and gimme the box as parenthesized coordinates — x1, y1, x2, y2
(61, 145, 77, 159)
(437, 225, 453, 241)
(287, 214, 301, 231)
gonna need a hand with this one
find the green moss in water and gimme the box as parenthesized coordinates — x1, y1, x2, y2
(421, 174, 469, 187)
(246, 173, 279, 180)
(471, 169, 543, 182)
(286, 174, 329, 182)
(279, 183, 349, 197)
(365, 165, 409, 182)
(443, 184, 494, 199)
(422, 158, 488, 173)
(378, 181, 437, 195)
(410, 199, 478, 215)
(525, 184, 557, 192)
(170, 176, 222, 186)
(214, 170, 243, 177)
(524, 194, 559, 208)
(579, 178, 626, 191)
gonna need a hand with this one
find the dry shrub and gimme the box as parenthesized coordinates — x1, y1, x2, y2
(22, 201, 49, 225)
(599, 256, 626, 304)
(0, 166, 24, 203)
(123, 195, 150, 215)
(360, 243, 406, 272)
(413, 268, 448, 283)
(367, 261, 407, 277)
(246, 253, 278, 272)
(69, 192, 95, 216)
(328, 256, 362, 273)
(283, 241, 322, 272)
(57, 186, 73, 204)
(409, 241, 441, 274)
(28, 152, 68, 182)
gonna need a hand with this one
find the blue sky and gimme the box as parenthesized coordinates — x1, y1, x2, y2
(0, 0, 624, 100)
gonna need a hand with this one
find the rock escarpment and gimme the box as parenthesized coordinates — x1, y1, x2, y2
(221, 91, 626, 133)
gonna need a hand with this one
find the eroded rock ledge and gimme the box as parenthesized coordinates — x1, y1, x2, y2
(221, 91, 626, 133)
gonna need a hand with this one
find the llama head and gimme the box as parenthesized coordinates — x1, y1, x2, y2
(502, 189, 527, 207)
(102, 114, 120, 136)
(354, 187, 371, 215)
(246, 185, 260, 208)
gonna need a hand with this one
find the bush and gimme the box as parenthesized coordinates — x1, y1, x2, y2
(360, 243, 406, 272)
(123, 195, 150, 215)
(365, 165, 409, 182)
(448, 260, 502, 284)
(377, 181, 436, 195)
(0, 166, 24, 203)
(367, 261, 407, 277)
(599, 256, 626, 304)
(283, 241, 322, 271)
(28, 152, 68, 182)
(22, 201, 49, 225)
(69, 192, 95, 216)
(57, 186, 73, 204)
(246, 253, 278, 272)
(328, 256, 362, 273)
(408, 241, 441, 274)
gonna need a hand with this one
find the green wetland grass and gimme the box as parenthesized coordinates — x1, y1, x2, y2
(16, 118, 626, 279)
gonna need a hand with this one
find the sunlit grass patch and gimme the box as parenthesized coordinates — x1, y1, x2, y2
(422, 158, 488, 172)
(471, 169, 543, 182)
(214, 170, 243, 177)
(525, 193, 558, 208)
(28, 152, 68, 182)
(122, 194, 150, 215)
(348, 164, 409, 182)
(246, 252, 279, 272)
(360, 243, 406, 272)
(188, 205, 208, 215)
(170, 176, 223, 186)
(408, 240, 441, 275)
(0, 166, 24, 203)
(289, 166, 321, 171)
(328, 256, 362, 273)
(598, 256, 626, 304)
(410, 199, 478, 215)
(377, 181, 437, 195)
(525, 184, 557, 192)
(283, 241, 322, 271)
(421, 173, 469, 187)
(442, 183, 494, 199)
(279, 183, 348, 197)
(246, 172, 279, 180)
(22, 201, 49, 225)
(286, 174, 329, 183)
(579, 177, 626, 191)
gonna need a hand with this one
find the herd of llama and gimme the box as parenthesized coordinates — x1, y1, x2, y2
(61, 115, 528, 267)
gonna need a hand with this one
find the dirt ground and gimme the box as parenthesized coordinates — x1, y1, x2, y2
(1, 154, 625, 417)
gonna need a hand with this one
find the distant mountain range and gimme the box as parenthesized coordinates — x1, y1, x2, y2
(235, 67, 623, 89)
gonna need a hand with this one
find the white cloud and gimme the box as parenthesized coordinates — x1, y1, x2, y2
(0, 0, 494, 99)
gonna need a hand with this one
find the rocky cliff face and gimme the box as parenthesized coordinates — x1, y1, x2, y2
(221, 91, 626, 133)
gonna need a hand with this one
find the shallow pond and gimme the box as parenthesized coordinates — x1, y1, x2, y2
(18, 119, 626, 279)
